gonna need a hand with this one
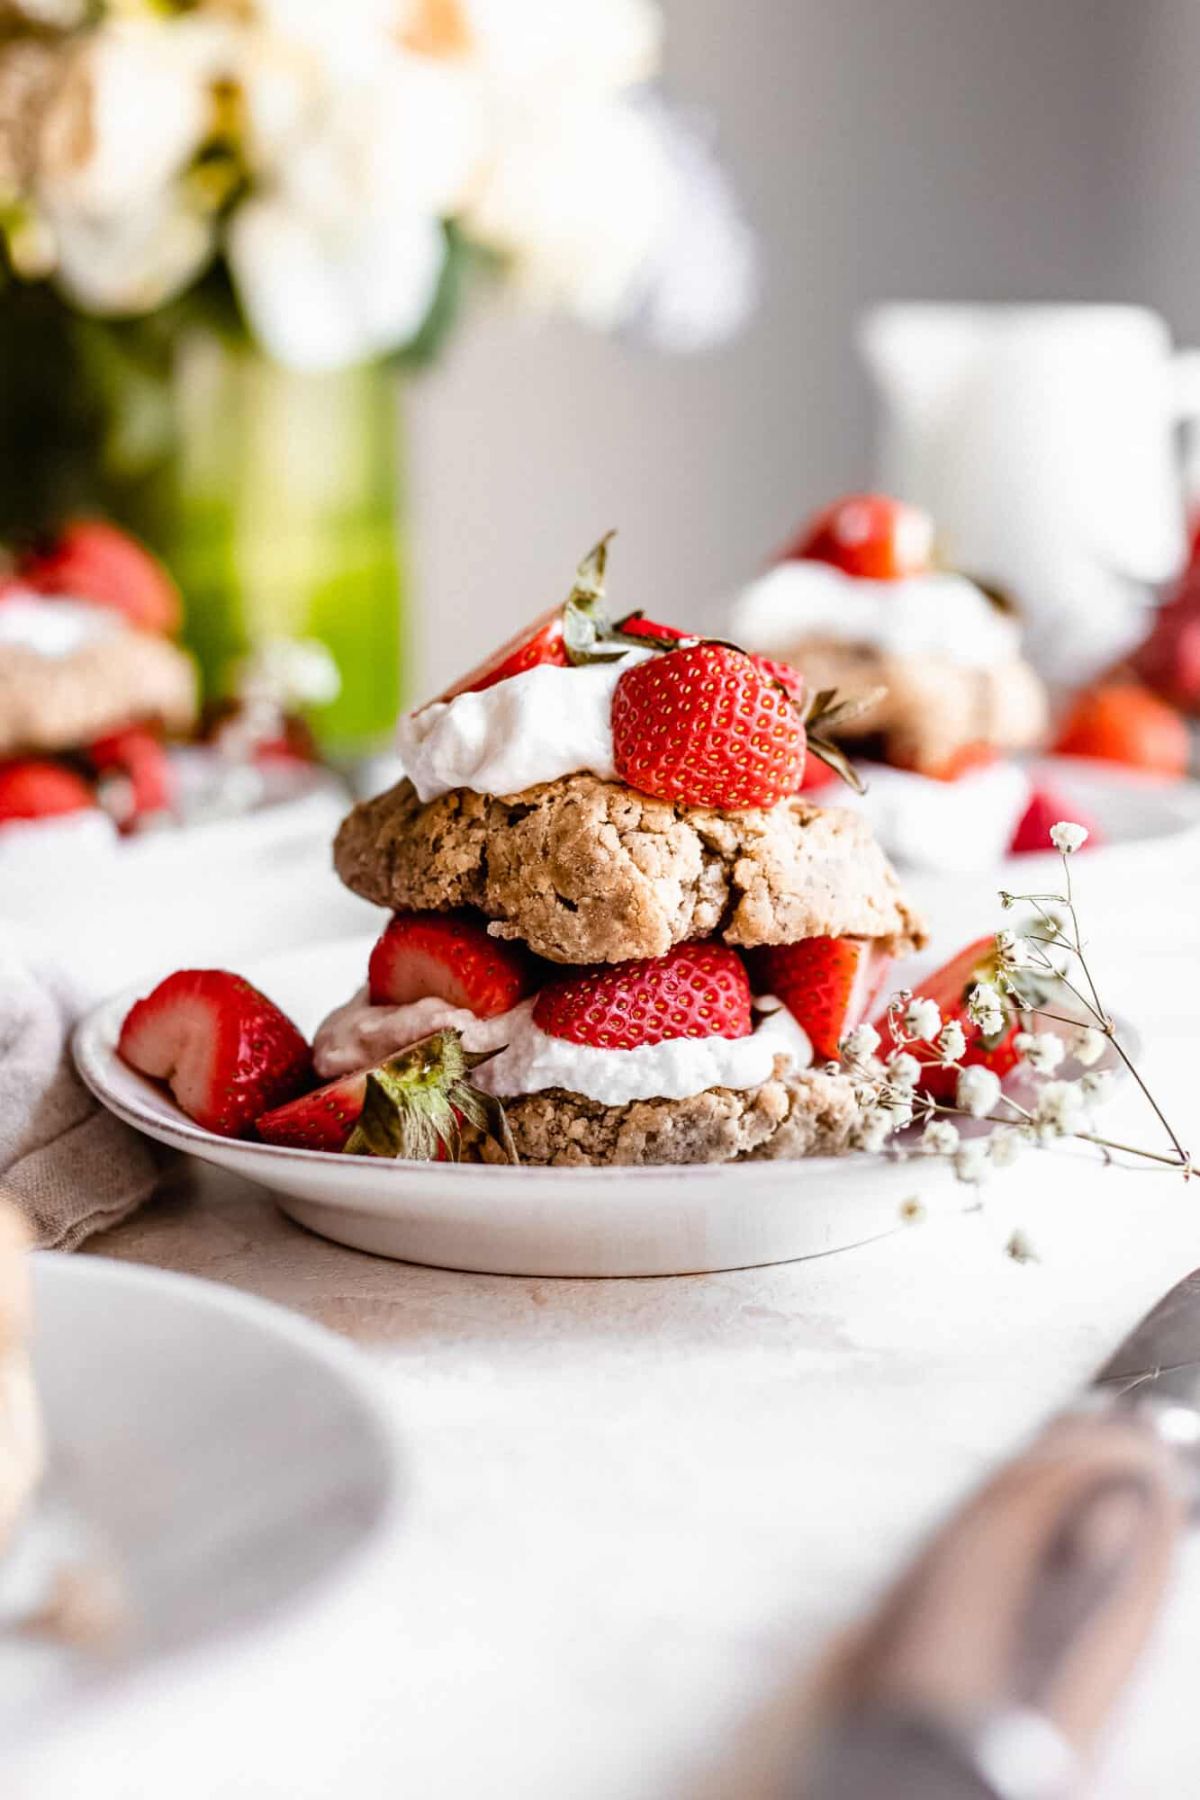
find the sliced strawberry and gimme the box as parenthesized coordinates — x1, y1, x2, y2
(0, 759, 96, 825)
(751, 937, 888, 1062)
(87, 727, 175, 828)
(875, 935, 1022, 1102)
(783, 494, 935, 582)
(1053, 683, 1190, 778)
(257, 1070, 368, 1151)
(533, 941, 752, 1050)
(1009, 786, 1101, 856)
(118, 970, 312, 1138)
(20, 520, 181, 635)
(368, 911, 537, 1016)
(436, 605, 570, 703)
(612, 614, 698, 650)
(612, 642, 806, 810)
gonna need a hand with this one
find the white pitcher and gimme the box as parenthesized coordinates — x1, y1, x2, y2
(859, 304, 1200, 682)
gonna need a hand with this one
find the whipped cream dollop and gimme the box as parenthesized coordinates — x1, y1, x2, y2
(0, 592, 124, 658)
(730, 562, 1021, 671)
(844, 759, 1031, 872)
(396, 649, 653, 803)
(314, 987, 812, 1106)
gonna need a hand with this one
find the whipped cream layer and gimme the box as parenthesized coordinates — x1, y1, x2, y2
(314, 988, 812, 1106)
(397, 650, 653, 803)
(0, 592, 123, 658)
(731, 561, 1021, 671)
(845, 759, 1031, 872)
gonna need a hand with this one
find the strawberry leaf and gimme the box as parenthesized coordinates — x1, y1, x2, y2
(562, 533, 629, 668)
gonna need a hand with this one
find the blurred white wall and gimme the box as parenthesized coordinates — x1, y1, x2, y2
(407, 0, 1138, 696)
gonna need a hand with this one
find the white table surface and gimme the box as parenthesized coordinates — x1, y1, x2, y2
(36, 844, 1200, 1796)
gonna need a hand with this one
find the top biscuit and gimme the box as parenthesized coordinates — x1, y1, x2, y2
(0, 634, 197, 758)
(334, 772, 926, 966)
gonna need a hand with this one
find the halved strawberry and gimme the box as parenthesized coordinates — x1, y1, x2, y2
(437, 605, 570, 703)
(20, 520, 181, 636)
(0, 759, 96, 825)
(118, 970, 311, 1138)
(612, 642, 807, 809)
(874, 935, 1023, 1102)
(784, 494, 935, 582)
(1009, 786, 1100, 857)
(533, 941, 752, 1049)
(257, 1031, 516, 1163)
(751, 937, 889, 1062)
(368, 911, 537, 1016)
(1053, 683, 1190, 778)
(87, 726, 175, 828)
(611, 614, 699, 650)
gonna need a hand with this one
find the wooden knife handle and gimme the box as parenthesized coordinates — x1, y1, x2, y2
(837, 1409, 1186, 1761)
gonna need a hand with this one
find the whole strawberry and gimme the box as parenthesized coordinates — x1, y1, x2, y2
(533, 941, 752, 1050)
(611, 642, 805, 810)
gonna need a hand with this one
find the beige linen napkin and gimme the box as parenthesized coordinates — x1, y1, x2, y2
(0, 929, 166, 1250)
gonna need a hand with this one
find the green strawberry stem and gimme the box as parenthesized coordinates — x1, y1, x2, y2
(344, 1031, 518, 1164)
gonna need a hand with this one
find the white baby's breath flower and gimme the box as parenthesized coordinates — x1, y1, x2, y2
(995, 929, 1034, 971)
(1080, 1069, 1114, 1107)
(903, 997, 941, 1043)
(841, 1022, 880, 1063)
(1006, 1229, 1038, 1264)
(965, 982, 1006, 1040)
(49, 189, 216, 314)
(936, 1019, 967, 1064)
(954, 1139, 991, 1185)
(1050, 820, 1089, 854)
(1014, 1031, 1066, 1076)
(1033, 1080, 1085, 1139)
(880, 1093, 914, 1133)
(956, 1064, 1002, 1119)
(853, 1108, 894, 1154)
(887, 1051, 922, 1090)
(922, 1119, 960, 1156)
(1069, 1026, 1106, 1068)
(988, 1126, 1022, 1169)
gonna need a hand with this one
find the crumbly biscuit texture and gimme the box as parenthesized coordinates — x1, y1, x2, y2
(462, 1062, 864, 1166)
(334, 773, 926, 965)
(779, 639, 1048, 770)
(0, 635, 197, 757)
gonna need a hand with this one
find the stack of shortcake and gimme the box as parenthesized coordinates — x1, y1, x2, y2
(253, 539, 924, 1167)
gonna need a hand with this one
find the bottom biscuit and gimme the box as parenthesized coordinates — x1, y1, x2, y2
(463, 1062, 864, 1167)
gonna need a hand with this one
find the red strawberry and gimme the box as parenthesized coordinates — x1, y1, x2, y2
(612, 642, 806, 810)
(798, 754, 839, 793)
(257, 1070, 368, 1151)
(87, 727, 175, 828)
(784, 494, 934, 582)
(751, 937, 889, 1063)
(1009, 786, 1100, 856)
(20, 520, 181, 636)
(875, 935, 1022, 1101)
(437, 605, 570, 703)
(612, 614, 698, 650)
(533, 941, 751, 1050)
(368, 911, 536, 1016)
(118, 970, 311, 1138)
(1054, 683, 1190, 778)
(0, 760, 96, 825)
(752, 654, 806, 709)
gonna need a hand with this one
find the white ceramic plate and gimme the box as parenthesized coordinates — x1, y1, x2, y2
(74, 937, 969, 1279)
(0, 1254, 399, 1746)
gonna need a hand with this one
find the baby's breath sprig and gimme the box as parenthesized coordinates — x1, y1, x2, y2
(843, 822, 1191, 1188)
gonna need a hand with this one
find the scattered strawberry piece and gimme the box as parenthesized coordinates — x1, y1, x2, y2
(1053, 683, 1189, 778)
(612, 642, 807, 809)
(368, 910, 537, 1017)
(875, 935, 1022, 1102)
(533, 941, 752, 1050)
(751, 937, 889, 1062)
(87, 726, 174, 827)
(0, 760, 96, 825)
(118, 970, 311, 1138)
(257, 1070, 368, 1152)
(784, 494, 935, 582)
(20, 519, 181, 635)
(1009, 786, 1101, 856)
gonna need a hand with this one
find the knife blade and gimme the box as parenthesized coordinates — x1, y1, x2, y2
(803, 1268, 1200, 1800)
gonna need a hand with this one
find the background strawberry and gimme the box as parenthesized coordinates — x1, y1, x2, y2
(368, 910, 537, 1016)
(751, 937, 889, 1062)
(0, 759, 96, 824)
(611, 642, 806, 809)
(1053, 682, 1190, 778)
(119, 969, 311, 1137)
(87, 727, 175, 828)
(784, 494, 934, 581)
(533, 941, 752, 1049)
(1009, 785, 1100, 856)
(20, 519, 181, 635)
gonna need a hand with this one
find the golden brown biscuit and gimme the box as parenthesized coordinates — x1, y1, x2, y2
(0, 633, 197, 757)
(334, 773, 926, 966)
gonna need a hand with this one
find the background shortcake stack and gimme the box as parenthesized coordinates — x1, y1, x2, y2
(245, 539, 927, 1168)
